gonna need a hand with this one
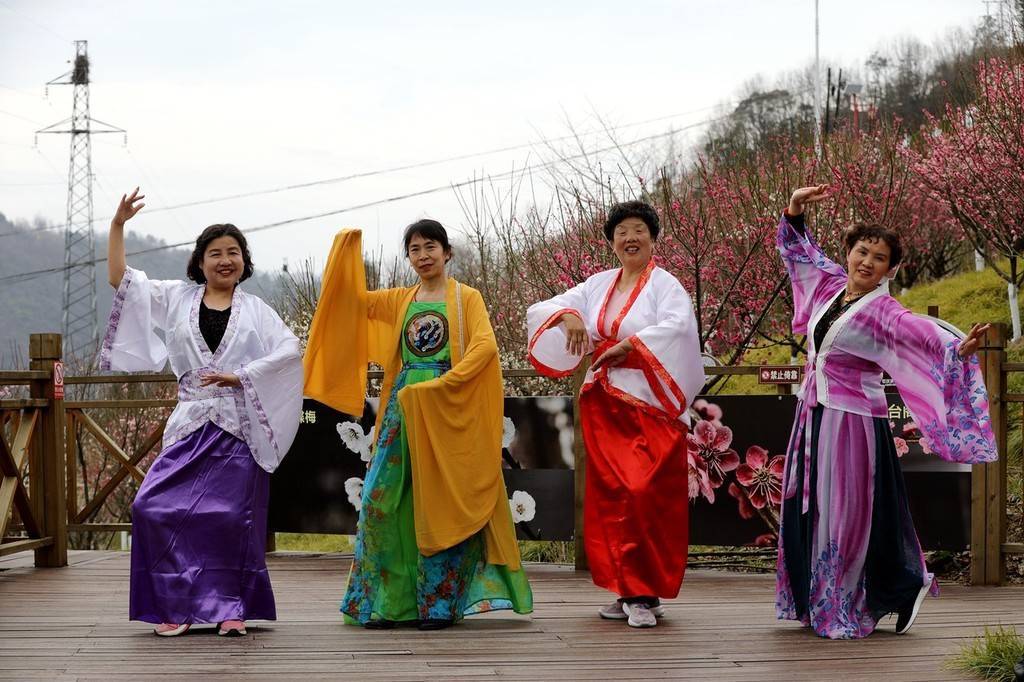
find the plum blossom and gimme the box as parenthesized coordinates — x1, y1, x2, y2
(502, 416, 516, 449)
(344, 477, 364, 511)
(509, 490, 536, 523)
(728, 482, 756, 520)
(686, 420, 740, 490)
(337, 421, 375, 462)
(735, 445, 785, 509)
(687, 450, 714, 503)
(691, 399, 724, 427)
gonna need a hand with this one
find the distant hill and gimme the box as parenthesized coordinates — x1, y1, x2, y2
(0, 211, 280, 367)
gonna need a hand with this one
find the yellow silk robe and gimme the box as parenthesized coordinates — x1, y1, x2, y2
(303, 229, 521, 570)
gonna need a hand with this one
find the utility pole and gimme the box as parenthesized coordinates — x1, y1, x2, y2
(36, 41, 125, 364)
(813, 0, 822, 159)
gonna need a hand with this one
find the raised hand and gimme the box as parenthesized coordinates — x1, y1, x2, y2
(561, 312, 589, 357)
(788, 184, 830, 216)
(113, 187, 145, 227)
(958, 323, 991, 358)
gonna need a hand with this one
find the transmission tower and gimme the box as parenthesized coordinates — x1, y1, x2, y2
(36, 40, 125, 363)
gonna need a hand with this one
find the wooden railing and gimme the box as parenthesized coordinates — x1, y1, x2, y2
(0, 335, 66, 565)
(978, 323, 1021, 586)
(0, 330, 1016, 586)
(62, 372, 175, 535)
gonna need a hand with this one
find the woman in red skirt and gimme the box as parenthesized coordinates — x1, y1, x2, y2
(526, 201, 705, 628)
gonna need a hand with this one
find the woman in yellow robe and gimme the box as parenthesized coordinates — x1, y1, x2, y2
(304, 219, 532, 630)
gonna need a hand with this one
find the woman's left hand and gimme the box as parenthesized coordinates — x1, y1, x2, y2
(200, 372, 241, 387)
(958, 323, 991, 358)
(592, 340, 633, 370)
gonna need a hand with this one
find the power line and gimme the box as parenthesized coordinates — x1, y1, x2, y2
(94, 103, 726, 219)
(0, 109, 44, 126)
(0, 115, 726, 289)
(0, 1, 71, 44)
(0, 102, 725, 240)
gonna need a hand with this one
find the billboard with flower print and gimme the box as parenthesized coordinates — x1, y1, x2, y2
(269, 396, 576, 539)
(270, 392, 970, 550)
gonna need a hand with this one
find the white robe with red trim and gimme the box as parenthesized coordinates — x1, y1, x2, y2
(527, 263, 704, 425)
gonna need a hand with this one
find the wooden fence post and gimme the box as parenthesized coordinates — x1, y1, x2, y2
(971, 323, 1007, 586)
(29, 333, 68, 568)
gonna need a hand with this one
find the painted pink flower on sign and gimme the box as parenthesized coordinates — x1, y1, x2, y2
(687, 450, 714, 503)
(735, 445, 785, 509)
(686, 420, 740, 489)
(728, 482, 756, 520)
(691, 399, 724, 427)
(893, 437, 910, 457)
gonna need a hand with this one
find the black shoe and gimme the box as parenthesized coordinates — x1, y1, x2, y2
(417, 618, 453, 631)
(363, 619, 396, 630)
(1013, 653, 1023, 682)
(895, 579, 932, 634)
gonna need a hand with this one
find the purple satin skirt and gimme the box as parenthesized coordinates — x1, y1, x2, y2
(129, 422, 276, 624)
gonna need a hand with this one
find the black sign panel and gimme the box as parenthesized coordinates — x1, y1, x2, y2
(270, 391, 971, 551)
(269, 396, 577, 539)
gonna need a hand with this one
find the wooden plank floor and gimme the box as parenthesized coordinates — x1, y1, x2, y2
(1, 551, 1021, 681)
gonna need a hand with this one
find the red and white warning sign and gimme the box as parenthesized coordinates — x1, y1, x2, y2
(53, 361, 65, 399)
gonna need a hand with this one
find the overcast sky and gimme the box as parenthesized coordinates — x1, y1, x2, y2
(0, 0, 989, 282)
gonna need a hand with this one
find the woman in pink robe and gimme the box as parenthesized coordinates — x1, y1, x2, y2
(775, 185, 997, 639)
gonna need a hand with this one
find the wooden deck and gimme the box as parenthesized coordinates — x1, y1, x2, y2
(1, 551, 1021, 681)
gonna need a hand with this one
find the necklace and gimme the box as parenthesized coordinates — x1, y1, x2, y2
(842, 288, 869, 304)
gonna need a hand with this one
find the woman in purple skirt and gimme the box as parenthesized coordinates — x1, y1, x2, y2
(774, 185, 998, 639)
(100, 188, 303, 637)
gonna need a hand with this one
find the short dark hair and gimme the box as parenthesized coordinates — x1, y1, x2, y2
(186, 224, 254, 284)
(403, 218, 452, 262)
(602, 200, 660, 241)
(843, 223, 903, 267)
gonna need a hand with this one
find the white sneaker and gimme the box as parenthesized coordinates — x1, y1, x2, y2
(622, 602, 657, 628)
(598, 601, 628, 620)
(598, 600, 665, 620)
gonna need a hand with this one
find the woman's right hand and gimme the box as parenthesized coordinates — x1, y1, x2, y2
(788, 184, 829, 216)
(561, 313, 588, 356)
(113, 187, 145, 227)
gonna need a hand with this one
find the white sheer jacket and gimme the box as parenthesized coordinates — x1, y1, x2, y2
(98, 266, 303, 473)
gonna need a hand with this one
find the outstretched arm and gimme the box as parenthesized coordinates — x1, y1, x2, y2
(108, 188, 145, 287)
(777, 184, 847, 335)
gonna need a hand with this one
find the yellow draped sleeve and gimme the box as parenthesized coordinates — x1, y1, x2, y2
(303, 229, 368, 417)
(303, 229, 414, 436)
(398, 281, 522, 569)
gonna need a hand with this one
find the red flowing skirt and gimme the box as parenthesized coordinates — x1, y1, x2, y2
(580, 381, 689, 598)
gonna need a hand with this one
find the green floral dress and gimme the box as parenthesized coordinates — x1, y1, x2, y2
(341, 301, 533, 624)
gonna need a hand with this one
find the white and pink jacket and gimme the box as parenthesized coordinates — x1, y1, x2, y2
(778, 213, 997, 465)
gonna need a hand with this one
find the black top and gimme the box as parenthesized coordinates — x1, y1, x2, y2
(812, 293, 859, 350)
(199, 301, 231, 352)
